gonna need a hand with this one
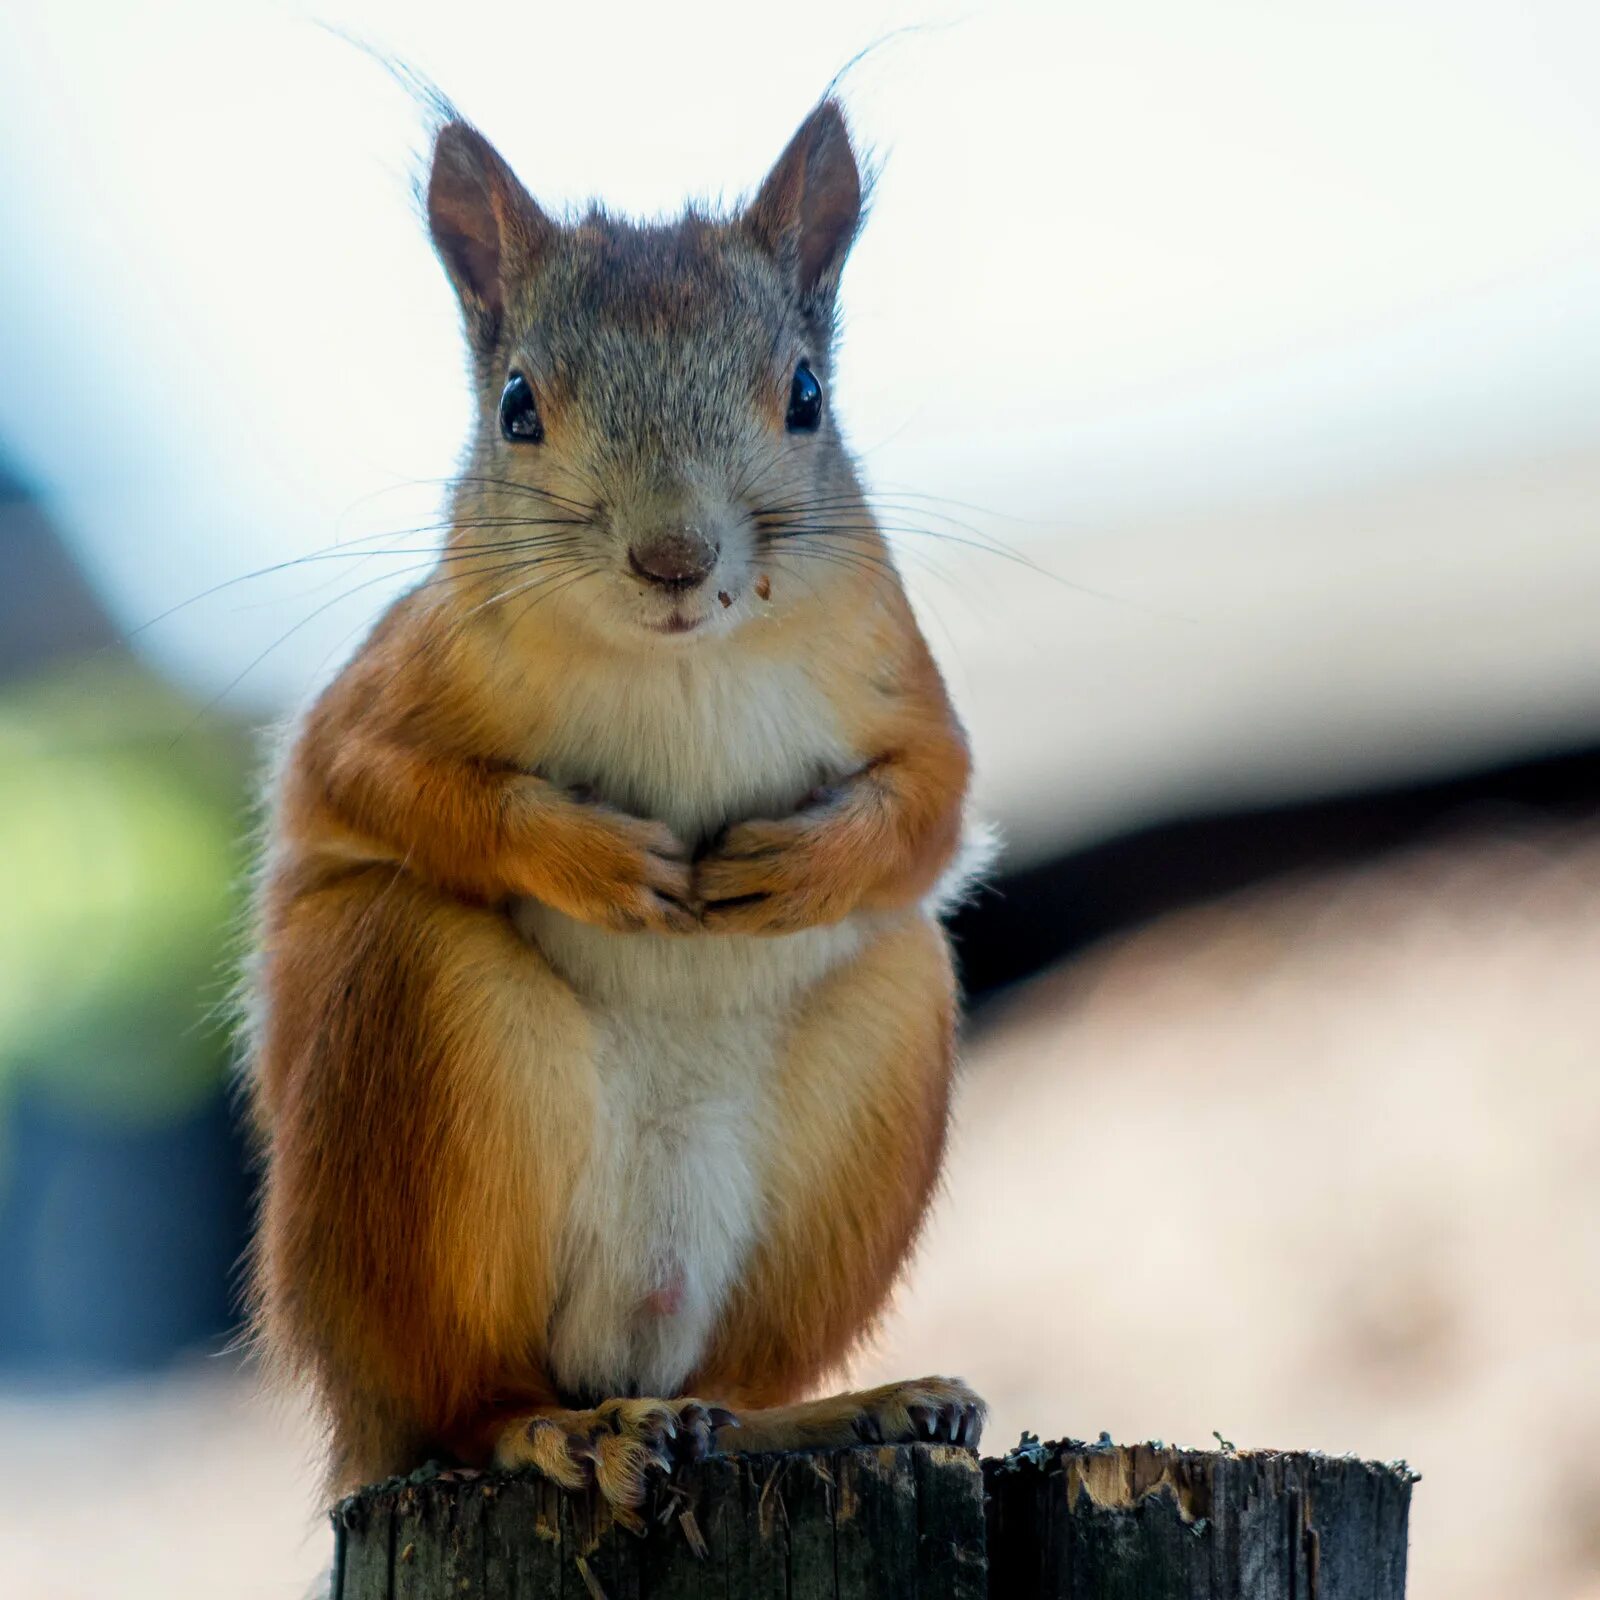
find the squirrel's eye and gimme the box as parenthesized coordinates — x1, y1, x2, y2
(499, 373, 544, 443)
(786, 361, 823, 432)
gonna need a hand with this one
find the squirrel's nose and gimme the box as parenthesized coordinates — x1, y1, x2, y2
(628, 529, 718, 590)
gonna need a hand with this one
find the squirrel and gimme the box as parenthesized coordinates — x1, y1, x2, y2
(245, 98, 989, 1521)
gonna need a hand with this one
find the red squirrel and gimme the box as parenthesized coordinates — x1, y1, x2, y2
(246, 99, 988, 1521)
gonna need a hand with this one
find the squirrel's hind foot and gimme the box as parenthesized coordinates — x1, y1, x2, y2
(493, 1396, 736, 1528)
(726, 1376, 985, 1455)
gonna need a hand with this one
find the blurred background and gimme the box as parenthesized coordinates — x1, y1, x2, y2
(2, 0, 1597, 1594)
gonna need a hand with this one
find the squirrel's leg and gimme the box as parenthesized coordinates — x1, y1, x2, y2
(251, 862, 593, 1495)
(689, 913, 985, 1450)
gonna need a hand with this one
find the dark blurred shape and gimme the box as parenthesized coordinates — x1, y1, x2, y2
(0, 1086, 251, 1372)
(952, 742, 1600, 1010)
(0, 454, 119, 680)
(0, 452, 252, 1378)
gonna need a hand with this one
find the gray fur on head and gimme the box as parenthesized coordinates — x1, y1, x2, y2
(422, 102, 875, 651)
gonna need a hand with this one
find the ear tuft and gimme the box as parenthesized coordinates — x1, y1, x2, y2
(427, 122, 551, 344)
(745, 100, 863, 301)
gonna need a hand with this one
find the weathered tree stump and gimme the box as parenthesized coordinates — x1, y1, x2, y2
(333, 1444, 986, 1600)
(331, 1437, 1414, 1598)
(986, 1437, 1416, 1599)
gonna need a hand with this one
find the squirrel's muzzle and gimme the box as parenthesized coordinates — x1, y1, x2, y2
(627, 528, 719, 591)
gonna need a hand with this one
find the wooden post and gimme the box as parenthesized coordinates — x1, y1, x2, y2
(985, 1436, 1416, 1599)
(333, 1443, 986, 1600)
(331, 1437, 1413, 1599)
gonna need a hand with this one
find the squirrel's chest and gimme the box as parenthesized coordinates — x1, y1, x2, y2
(531, 652, 853, 844)
(513, 654, 871, 1011)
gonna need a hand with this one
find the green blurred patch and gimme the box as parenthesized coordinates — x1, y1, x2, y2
(0, 660, 251, 1127)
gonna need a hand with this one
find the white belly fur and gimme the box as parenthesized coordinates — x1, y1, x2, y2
(542, 1002, 780, 1398)
(511, 648, 874, 1397)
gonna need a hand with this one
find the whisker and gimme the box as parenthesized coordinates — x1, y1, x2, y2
(227, 534, 592, 613)
(496, 562, 606, 638)
(309, 553, 605, 713)
(124, 519, 595, 641)
(754, 491, 1044, 566)
(171, 542, 596, 738)
(751, 513, 1155, 608)
(769, 540, 903, 593)
(453, 560, 594, 634)
(444, 475, 600, 517)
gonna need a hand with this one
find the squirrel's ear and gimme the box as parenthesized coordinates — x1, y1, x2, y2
(427, 122, 552, 346)
(744, 100, 862, 303)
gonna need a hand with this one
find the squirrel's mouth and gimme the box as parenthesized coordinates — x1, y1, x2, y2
(648, 610, 705, 636)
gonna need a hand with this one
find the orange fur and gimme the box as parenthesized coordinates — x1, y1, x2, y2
(252, 862, 592, 1485)
(250, 554, 974, 1492)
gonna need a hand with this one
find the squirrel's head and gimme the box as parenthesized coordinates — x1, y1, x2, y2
(427, 101, 871, 648)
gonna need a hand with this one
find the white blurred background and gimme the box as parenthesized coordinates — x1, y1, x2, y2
(1, 1, 1597, 1596)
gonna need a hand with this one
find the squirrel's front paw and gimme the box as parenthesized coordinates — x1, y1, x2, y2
(493, 1398, 736, 1530)
(694, 815, 856, 934)
(524, 803, 696, 934)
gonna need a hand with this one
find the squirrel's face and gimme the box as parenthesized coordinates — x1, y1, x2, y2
(427, 104, 869, 649)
